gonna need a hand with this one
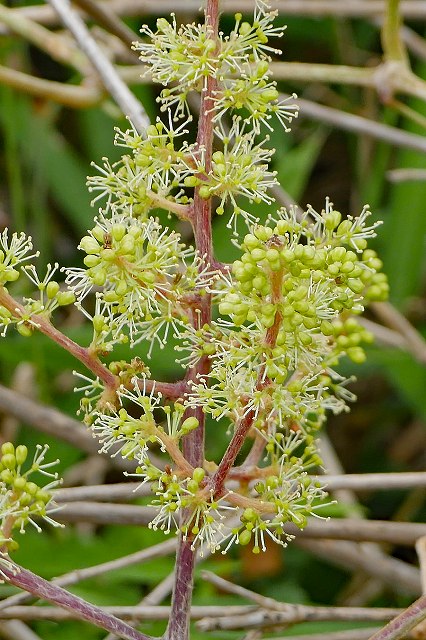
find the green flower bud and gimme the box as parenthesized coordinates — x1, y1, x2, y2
(13, 476, 27, 491)
(1, 443, 14, 456)
(347, 347, 366, 364)
(239, 529, 252, 545)
(199, 185, 211, 199)
(2, 454, 16, 470)
(57, 291, 76, 306)
(181, 417, 199, 433)
(83, 255, 100, 268)
(0, 469, 13, 484)
(80, 236, 100, 254)
(15, 445, 28, 466)
(17, 323, 33, 337)
(46, 281, 60, 299)
(26, 482, 39, 495)
(324, 210, 341, 230)
(5, 268, 20, 282)
(91, 269, 107, 287)
(111, 224, 126, 242)
(192, 467, 205, 483)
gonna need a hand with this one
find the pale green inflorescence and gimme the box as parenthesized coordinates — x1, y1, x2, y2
(0, 1, 388, 554)
(0, 443, 62, 578)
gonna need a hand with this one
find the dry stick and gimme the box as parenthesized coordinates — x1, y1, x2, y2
(55, 482, 152, 502)
(54, 501, 426, 546)
(287, 94, 426, 154)
(263, 630, 384, 640)
(372, 302, 426, 364)
(387, 168, 426, 182)
(56, 501, 157, 525)
(0, 63, 102, 107)
(0, 539, 177, 612)
(289, 519, 426, 546)
(1, 564, 152, 640)
(317, 472, 426, 492)
(0, 384, 132, 472)
(71, 0, 137, 49)
(197, 573, 402, 631)
(0, 622, 43, 640)
(0, 605, 255, 622)
(7, 0, 426, 25)
(0, 3, 87, 72)
(411, 537, 426, 639)
(46, 0, 149, 134)
(295, 539, 421, 596)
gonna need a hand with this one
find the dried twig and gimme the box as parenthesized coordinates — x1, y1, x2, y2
(372, 302, 426, 364)
(295, 539, 421, 595)
(46, 0, 149, 132)
(0, 539, 176, 612)
(197, 572, 402, 631)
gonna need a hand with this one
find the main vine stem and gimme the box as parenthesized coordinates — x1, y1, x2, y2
(164, 2, 219, 639)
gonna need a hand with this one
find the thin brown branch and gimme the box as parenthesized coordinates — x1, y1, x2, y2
(0, 605, 255, 622)
(71, 0, 137, 49)
(0, 384, 132, 472)
(0, 4, 87, 72)
(6, 1, 426, 30)
(56, 501, 157, 526)
(318, 472, 426, 492)
(0, 64, 102, 107)
(197, 573, 402, 631)
(54, 482, 151, 502)
(0, 539, 177, 612)
(290, 519, 426, 546)
(291, 94, 426, 154)
(46, 0, 150, 133)
(372, 302, 426, 364)
(295, 539, 421, 596)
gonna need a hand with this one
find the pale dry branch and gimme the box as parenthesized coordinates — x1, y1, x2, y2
(372, 302, 426, 364)
(0, 384, 132, 472)
(0, 622, 44, 640)
(4, 0, 426, 31)
(46, 0, 150, 132)
(0, 605, 255, 622)
(295, 539, 421, 595)
(0, 539, 177, 612)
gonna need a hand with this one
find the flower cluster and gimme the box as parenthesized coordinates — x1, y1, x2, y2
(0, 0, 389, 559)
(65, 213, 216, 353)
(0, 443, 62, 555)
(0, 254, 75, 338)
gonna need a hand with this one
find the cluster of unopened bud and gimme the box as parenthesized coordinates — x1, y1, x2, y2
(0, 443, 59, 549)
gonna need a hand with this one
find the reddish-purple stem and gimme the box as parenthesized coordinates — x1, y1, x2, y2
(368, 594, 426, 640)
(166, 2, 219, 639)
(0, 287, 117, 390)
(210, 411, 255, 495)
(2, 562, 152, 640)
